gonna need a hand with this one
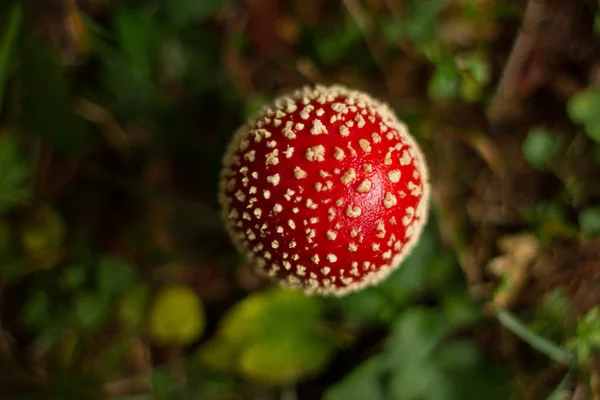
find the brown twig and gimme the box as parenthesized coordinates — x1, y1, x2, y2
(487, 0, 547, 122)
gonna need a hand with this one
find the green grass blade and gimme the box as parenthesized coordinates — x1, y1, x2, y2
(496, 308, 573, 366)
(545, 370, 572, 400)
(0, 2, 23, 115)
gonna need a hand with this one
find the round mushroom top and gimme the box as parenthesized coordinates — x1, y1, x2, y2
(219, 85, 430, 296)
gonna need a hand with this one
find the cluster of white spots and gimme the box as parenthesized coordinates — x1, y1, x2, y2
(300, 104, 314, 119)
(407, 181, 422, 196)
(283, 146, 294, 158)
(400, 150, 412, 166)
(331, 102, 348, 113)
(402, 206, 415, 226)
(263, 190, 271, 199)
(357, 179, 372, 193)
(346, 143, 357, 156)
(273, 204, 282, 213)
(346, 205, 362, 218)
(327, 230, 337, 240)
(235, 190, 246, 202)
(333, 147, 345, 160)
(266, 174, 280, 186)
(339, 125, 350, 137)
(310, 119, 328, 135)
(348, 243, 358, 252)
(356, 114, 366, 128)
(306, 198, 318, 209)
(358, 139, 371, 153)
(265, 149, 279, 165)
(306, 145, 325, 162)
(372, 133, 382, 143)
(340, 168, 356, 185)
(294, 167, 307, 179)
(388, 170, 401, 183)
(244, 150, 256, 162)
(376, 220, 386, 238)
(383, 192, 398, 208)
(326, 254, 338, 263)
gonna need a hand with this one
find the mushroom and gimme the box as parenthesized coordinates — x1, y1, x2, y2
(219, 85, 430, 296)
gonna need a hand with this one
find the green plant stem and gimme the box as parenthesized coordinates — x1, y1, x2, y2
(0, 2, 23, 115)
(495, 307, 573, 366)
(545, 370, 572, 400)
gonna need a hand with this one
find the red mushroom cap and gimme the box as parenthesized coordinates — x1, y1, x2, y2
(219, 85, 430, 296)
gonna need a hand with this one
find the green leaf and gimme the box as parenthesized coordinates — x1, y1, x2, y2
(522, 127, 559, 169)
(0, 218, 10, 258)
(389, 357, 453, 400)
(585, 122, 600, 144)
(383, 0, 451, 47)
(119, 283, 151, 329)
(382, 308, 454, 368)
(60, 264, 87, 290)
(529, 288, 571, 339)
(567, 89, 600, 124)
(23, 290, 50, 328)
(198, 336, 238, 372)
(239, 336, 334, 383)
(149, 285, 205, 346)
(162, 0, 231, 27)
(568, 306, 600, 363)
(0, 135, 30, 212)
(114, 8, 159, 81)
(74, 291, 109, 330)
(21, 37, 93, 154)
(323, 356, 385, 400)
(21, 204, 66, 258)
(97, 255, 136, 297)
(0, 2, 22, 114)
(442, 291, 481, 328)
(219, 287, 323, 346)
(579, 206, 600, 235)
(428, 60, 460, 100)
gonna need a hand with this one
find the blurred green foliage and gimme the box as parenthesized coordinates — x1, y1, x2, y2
(199, 287, 337, 383)
(579, 206, 600, 236)
(568, 89, 600, 143)
(522, 127, 560, 170)
(0, 135, 30, 212)
(567, 307, 600, 364)
(326, 308, 508, 400)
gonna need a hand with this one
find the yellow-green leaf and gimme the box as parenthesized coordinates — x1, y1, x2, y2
(149, 285, 205, 346)
(239, 336, 334, 384)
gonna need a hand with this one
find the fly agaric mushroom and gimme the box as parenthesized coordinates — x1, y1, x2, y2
(219, 85, 429, 296)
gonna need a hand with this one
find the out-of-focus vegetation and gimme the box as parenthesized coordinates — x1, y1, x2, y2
(1, 0, 600, 399)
